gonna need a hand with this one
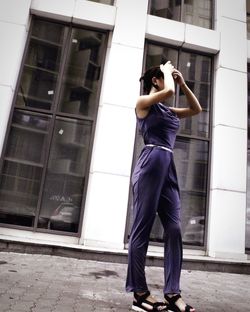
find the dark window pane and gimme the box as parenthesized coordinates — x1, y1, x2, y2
(16, 20, 67, 110)
(0, 111, 50, 227)
(150, 0, 181, 20)
(183, 0, 212, 29)
(149, 0, 212, 29)
(146, 43, 178, 69)
(5, 111, 50, 165)
(38, 118, 92, 232)
(32, 20, 66, 45)
(178, 51, 211, 138)
(58, 29, 106, 117)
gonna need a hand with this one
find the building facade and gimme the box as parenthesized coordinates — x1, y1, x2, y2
(0, 0, 249, 262)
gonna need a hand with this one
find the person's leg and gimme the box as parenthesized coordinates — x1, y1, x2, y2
(158, 158, 195, 311)
(126, 148, 170, 293)
(157, 157, 182, 295)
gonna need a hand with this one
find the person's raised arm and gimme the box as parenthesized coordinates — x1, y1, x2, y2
(136, 62, 175, 118)
(170, 69, 202, 119)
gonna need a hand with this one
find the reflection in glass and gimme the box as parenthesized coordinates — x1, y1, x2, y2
(0, 111, 50, 227)
(150, 0, 181, 21)
(38, 118, 92, 232)
(183, 0, 212, 29)
(16, 20, 66, 110)
(58, 29, 106, 117)
(149, 0, 212, 29)
(178, 51, 211, 138)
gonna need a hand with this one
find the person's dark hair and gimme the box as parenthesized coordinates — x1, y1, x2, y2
(139, 66, 164, 94)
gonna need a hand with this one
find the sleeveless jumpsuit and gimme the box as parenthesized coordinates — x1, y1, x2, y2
(126, 102, 182, 295)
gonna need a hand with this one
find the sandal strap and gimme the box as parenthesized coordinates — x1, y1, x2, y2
(164, 294, 181, 304)
(164, 294, 194, 312)
(134, 292, 168, 311)
(134, 291, 151, 304)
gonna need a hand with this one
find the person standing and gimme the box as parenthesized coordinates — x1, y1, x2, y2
(126, 61, 202, 312)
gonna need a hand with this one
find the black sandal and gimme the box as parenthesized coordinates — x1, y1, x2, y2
(164, 294, 194, 312)
(132, 291, 168, 311)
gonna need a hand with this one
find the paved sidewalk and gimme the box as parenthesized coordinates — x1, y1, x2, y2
(0, 252, 249, 312)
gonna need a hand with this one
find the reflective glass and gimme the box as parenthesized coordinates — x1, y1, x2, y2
(178, 51, 211, 138)
(150, 0, 181, 21)
(183, 0, 212, 29)
(16, 20, 67, 110)
(149, 0, 213, 29)
(0, 111, 50, 227)
(38, 118, 92, 232)
(58, 29, 106, 117)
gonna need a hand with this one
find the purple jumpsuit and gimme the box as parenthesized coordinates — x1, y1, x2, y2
(126, 102, 182, 295)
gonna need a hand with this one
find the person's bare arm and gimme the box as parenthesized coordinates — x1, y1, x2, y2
(170, 69, 202, 119)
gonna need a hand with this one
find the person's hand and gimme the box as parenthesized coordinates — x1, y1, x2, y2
(172, 69, 185, 86)
(160, 61, 174, 75)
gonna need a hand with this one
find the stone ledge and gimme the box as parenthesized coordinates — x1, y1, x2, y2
(0, 238, 250, 275)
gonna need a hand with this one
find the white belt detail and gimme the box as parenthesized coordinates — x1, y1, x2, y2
(145, 144, 173, 153)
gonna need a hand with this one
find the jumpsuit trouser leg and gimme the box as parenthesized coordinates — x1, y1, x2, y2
(126, 147, 182, 294)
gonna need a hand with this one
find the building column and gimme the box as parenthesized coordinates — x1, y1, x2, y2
(207, 0, 248, 259)
(0, 0, 31, 156)
(80, 0, 149, 249)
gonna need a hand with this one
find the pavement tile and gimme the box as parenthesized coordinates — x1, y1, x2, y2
(0, 251, 250, 312)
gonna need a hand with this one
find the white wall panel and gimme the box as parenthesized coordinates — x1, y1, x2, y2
(0, 86, 14, 156)
(73, 0, 116, 29)
(210, 125, 247, 193)
(31, 0, 75, 22)
(208, 189, 246, 259)
(90, 104, 136, 176)
(0, 0, 31, 25)
(0, 22, 27, 88)
(80, 172, 130, 249)
(213, 68, 247, 129)
(146, 15, 185, 47)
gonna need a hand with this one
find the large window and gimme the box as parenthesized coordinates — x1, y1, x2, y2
(0, 18, 107, 234)
(149, 0, 213, 29)
(126, 43, 212, 247)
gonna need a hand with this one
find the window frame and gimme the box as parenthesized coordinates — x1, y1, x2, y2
(124, 40, 213, 250)
(0, 16, 109, 236)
